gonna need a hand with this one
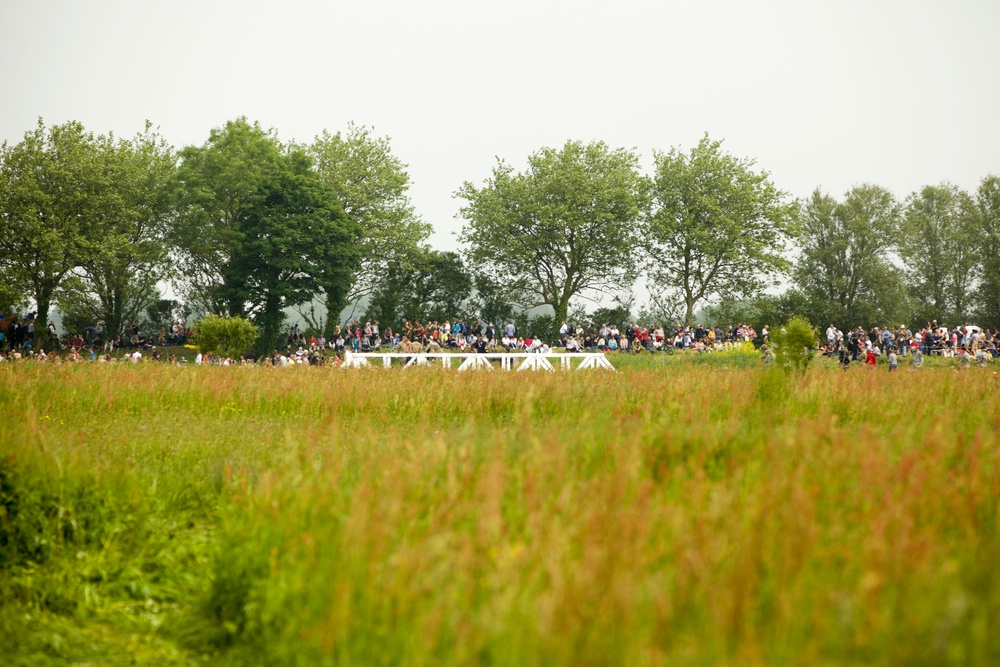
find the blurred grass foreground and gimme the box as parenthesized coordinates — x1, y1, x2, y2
(1, 358, 999, 666)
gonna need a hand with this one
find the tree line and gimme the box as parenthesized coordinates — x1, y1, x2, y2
(2, 118, 998, 354)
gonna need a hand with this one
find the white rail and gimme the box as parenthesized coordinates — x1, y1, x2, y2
(342, 351, 615, 371)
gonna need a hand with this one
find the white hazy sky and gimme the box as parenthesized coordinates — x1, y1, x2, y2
(2, 0, 999, 254)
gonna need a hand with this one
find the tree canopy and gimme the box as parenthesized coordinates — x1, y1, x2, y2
(643, 135, 795, 326)
(0, 120, 103, 330)
(309, 123, 430, 332)
(792, 185, 909, 329)
(363, 248, 472, 327)
(975, 175, 1000, 329)
(4, 115, 1000, 343)
(898, 183, 978, 325)
(457, 140, 645, 325)
(171, 118, 361, 354)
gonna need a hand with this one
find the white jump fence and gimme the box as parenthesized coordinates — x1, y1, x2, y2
(342, 351, 616, 372)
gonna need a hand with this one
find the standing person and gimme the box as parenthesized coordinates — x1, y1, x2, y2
(866, 348, 877, 369)
(839, 347, 851, 371)
(888, 347, 898, 372)
(912, 347, 923, 369)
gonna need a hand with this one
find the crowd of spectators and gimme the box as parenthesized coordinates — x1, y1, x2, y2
(2, 308, 997, 369)
(0, 311, 193, 364)
(0, 312, 190, 353)
(819, 322, 1000, 362)
(558, 321, 761, 353)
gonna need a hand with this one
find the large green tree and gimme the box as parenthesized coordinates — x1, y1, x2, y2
(976, 175, 1000, 328)
(309, 123, 430, 332)
(457, 140, 645, 324)
(363, 248, 471, 327)
(898, 183, 978, 325)
(71, 123, 175, 338)
(643, 135, 796, 326)
(792, 185, 909, 329)
(0, 120, 103, 328)
(171, 118, 361, 354)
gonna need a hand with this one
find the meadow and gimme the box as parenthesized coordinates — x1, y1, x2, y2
(1, 353, 999, 665)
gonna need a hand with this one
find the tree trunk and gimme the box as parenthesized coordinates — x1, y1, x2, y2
(255, 293, 283, 357)
(107, 287, 124, 341)
(323, 289, 345, 340)
(35, 288, 52, 344)
(553, 299, 569, 330)
(552, 275, 576, 330)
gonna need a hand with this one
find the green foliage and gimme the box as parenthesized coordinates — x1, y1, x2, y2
(590, 295, 635, 330)
(143, 298, 183, 335)
(309, 122, 431, 318)
(793, 186, 910, 329)
(0, 120, 175, 338)
(80, 122, 176, 338)
(466, 272, 519, 329)
(0, 278, 27, 317)
(898, 183, 978, 324)
(524, 313, 559, 342)
(457, 140, 645, 324)
(172, 118, 362, 354)
(770, 316, 818, 375)
(54, 275, 103, 339)
(976, 175, 1000, 328)
(0, 120, 104, 327)
(192, 314, 257, 358)
(363, 248, 472, 327)
(644, 134, 796, 325)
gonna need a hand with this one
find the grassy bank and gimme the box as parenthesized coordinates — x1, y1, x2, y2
(1, 361, 999, 665)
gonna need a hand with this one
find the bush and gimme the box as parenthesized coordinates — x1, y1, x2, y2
(770, 316, 817, 376)
(191, 314, 257, 359)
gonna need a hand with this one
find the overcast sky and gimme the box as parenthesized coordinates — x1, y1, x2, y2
(2, 0, 998, 254)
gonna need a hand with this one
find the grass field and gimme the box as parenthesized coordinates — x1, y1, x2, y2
(1, 354, 999, 665)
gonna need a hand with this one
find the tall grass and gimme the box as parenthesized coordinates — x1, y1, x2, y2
(1, 362, 999, 665)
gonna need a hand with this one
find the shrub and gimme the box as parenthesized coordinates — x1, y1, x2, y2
(770, 316, 817, 376)
(191, 315, 257, 359)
